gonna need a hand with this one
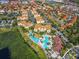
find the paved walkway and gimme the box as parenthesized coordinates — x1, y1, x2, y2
(62, 45, 79, 59)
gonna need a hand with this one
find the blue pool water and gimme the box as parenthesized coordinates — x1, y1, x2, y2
(30, 36, 40, 43)
(29, 32, 49, 49)
(42, 35, 49, 49)
(29, 32, 40, 43)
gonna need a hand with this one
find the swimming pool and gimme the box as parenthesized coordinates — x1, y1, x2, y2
(29, 31, 40, 43)
(29, 32, 50, 49)
(42, 35, 49, 49)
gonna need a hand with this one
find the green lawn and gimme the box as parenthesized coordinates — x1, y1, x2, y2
(0, 29, 40, 59)
(75, 0, 79, 2)
(74, 0, 79, 4)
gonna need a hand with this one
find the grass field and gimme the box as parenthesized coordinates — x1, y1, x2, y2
(74, 0, 79, 4)
(0, 28, 40, 59)
(75, 0, 79, 2)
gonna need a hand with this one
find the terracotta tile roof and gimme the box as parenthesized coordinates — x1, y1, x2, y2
(45, 25, 52, 30)
(34, 24, 52, 31)
(18, 21, 32, 27)
(69, 16, 77, 24)
(17, 15, 28, 20)
(31, 9, 44, 23)
(31, 10, 38, 15)
(62, 15, 67, 20)
(35, 16, 43, 21)
(17, 8, 28, 20)
(61, 16, 77, 30)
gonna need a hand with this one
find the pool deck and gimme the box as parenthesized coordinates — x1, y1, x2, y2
(28, 31, 52, 49)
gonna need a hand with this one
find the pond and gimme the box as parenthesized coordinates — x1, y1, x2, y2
(0, 47, 10, 59)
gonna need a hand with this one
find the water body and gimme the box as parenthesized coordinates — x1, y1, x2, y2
(29, 32, 50, 49)
(0, 47, 10, 59)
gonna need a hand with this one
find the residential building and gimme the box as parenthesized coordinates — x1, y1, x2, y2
(61, 16, 77, 30)
(34, 24, 52, 33)
(20, 0, 28, 4)
(31, 9, 44, 23)
(35, 16, 44, 23)
(40, 0, 45, 3)
(53, 35, 63, 53)
(17, 16, 28, 20)
(18, 21, 33, 28)
(62, 15, 68, 20)
(0, 20, 14, 27)
(9, 0, 21, 4)
(8, 0, 21, 9)
(0, 9, 5, 14)
(17, 8, 28, 20)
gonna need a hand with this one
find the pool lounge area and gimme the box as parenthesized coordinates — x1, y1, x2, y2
(29, 31, 52, 49)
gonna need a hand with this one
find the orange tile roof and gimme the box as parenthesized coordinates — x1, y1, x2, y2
(31, 9, 44, 23)
(18, 21, 32, 27)
(17, 15, 28, 20)
(34, 24, 52, 31)
(46, 25, 52, 30)
(35, 16, 43, 21)
(61, 16, 77, 30)
(69, 16, 77, 24)
(62, 15, 67, 20)
(31, 10, 38, 15)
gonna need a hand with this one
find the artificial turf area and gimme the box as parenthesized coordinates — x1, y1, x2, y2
(0, 29, 41, 59)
